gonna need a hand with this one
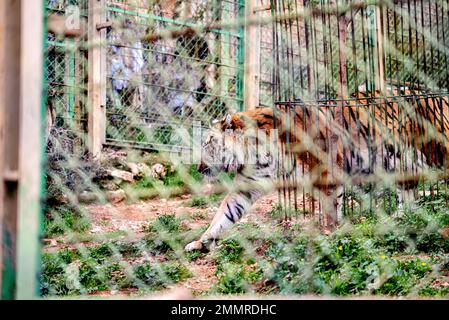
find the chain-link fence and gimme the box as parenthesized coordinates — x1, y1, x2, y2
(105, 0, 245, 152)
(2, 0, 448, 299)
(46, 0, 89, 142)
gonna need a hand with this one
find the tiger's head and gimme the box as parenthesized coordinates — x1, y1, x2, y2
(198, 114, 248, 177)
(198, 109, 278, 177)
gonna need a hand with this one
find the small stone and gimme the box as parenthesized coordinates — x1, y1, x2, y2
(106, 190, 127, 204)
(110, 169, 134, 183)
(78, 191, 98, 204)
(100, 180, 119, 191)
(43, 238, 58, 246)
(151, 163, 167, 180)
(127, 162, 140, 176)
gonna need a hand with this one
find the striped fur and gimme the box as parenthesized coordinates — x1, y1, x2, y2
(185, 90, 449, 252)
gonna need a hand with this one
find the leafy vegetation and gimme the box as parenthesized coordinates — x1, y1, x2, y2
(44, 205, 91, 237)
(42, 184, 449, 298)
(189, 193, 224, 208)
(162, 165, 203, 187)
(41, 243, 191, 296)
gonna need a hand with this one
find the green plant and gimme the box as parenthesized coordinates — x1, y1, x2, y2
(215, 238, 245, 265)
(135, 175, 160, 189)
(78, 258, 110, 293)
(88, 243, 114, 261)
(133, 262, 190, 289)
(44, 206, 91, 237)
(161, 262, 191, 282)
(150, 214, 181, 234)
(163, 165, 203, 187)
(215, 263, 247, 294)
(41, 252, 72, 296)
(189, 193, 224, 208)
(377, 259, 432, 295)
(397, 209, 449, 253)
(268, 204, 305, 220)
(419, 284, 449, 297)
(114, 241, 143, 258)
(185, 250, 205, 261)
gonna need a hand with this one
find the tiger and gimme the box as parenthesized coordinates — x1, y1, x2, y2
(184, 89, 449, 252)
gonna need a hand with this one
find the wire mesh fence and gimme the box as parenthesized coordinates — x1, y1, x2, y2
(104, 0, 245, 151)
(46, 0, 88, 139)
(35, 0, 449, 299)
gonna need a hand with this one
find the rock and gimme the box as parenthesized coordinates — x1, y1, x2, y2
(151, 163, 166, 180)
(100, 149, 128, 168)
(110, 169, 134, 183)
(43, 238, 58, 246)
(106, 190, 126, 204)
(78, 191, 99, 204)
(99, 180, 120, 191)
(127, 162, 140, 176)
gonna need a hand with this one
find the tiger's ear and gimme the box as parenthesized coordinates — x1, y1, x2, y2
(223, 113, 245, 130)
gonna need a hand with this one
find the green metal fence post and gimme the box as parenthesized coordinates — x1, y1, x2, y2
(16, 0, 45, 300)
(0, 0, 22, 300)
(0, 0, 45, 300)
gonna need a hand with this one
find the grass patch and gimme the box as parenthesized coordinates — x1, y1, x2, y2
(212, 236, 265, 294)
(133, 262, 191, 289)
(149, 214, 181, 234)
(188, 193, 224, 208)
(214, 238, 245, 265)
(143, 214, 207, 257)
(41, 246, 191, 296)
(262, 216, 445, 296)
(163, 165, 203, 187)
(44, 205, 91, 237)
(185, 250, 206, 261)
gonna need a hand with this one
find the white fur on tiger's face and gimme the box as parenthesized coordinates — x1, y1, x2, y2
(197, 127, 230, 176)
(198, 116, 272, 177)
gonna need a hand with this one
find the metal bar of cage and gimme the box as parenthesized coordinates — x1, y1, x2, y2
(271, 0, 449, 225)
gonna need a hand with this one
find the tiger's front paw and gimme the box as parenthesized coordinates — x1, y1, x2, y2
(184, 240, 204, 252)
